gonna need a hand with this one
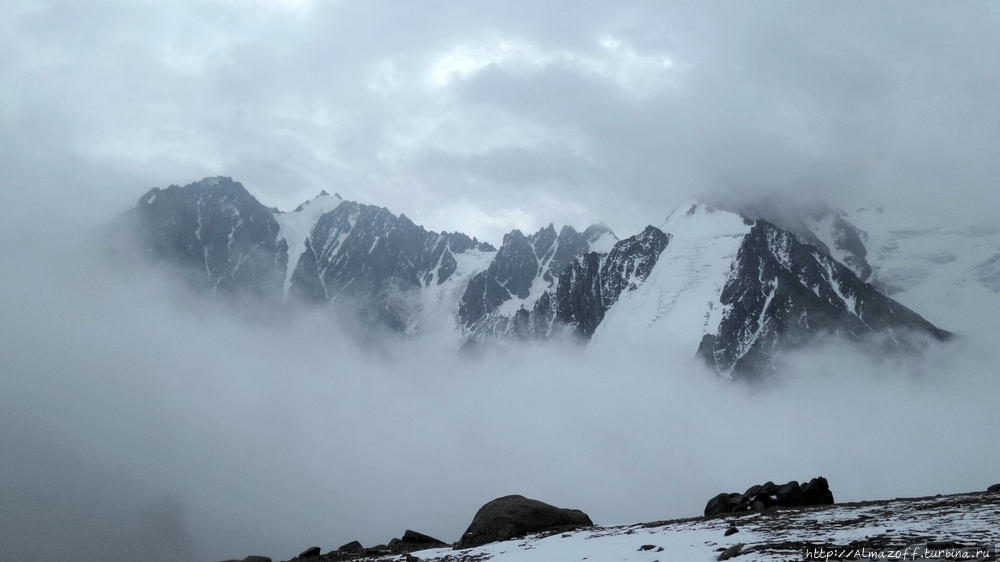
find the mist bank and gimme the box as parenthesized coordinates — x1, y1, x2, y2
(1, 223, 998, 562)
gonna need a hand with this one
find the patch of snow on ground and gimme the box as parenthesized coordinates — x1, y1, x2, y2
(409, 491, 999, 562)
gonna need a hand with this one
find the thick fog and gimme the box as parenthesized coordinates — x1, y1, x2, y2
(2, 201, 999, 562)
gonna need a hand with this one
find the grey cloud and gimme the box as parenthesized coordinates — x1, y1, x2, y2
(2, 2, 1000, 561)
(6, 1, 998, 231)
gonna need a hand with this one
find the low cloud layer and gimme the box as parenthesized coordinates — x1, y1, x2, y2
(2, 216, 998, 562)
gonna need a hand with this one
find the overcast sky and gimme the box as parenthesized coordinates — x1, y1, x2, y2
(2, 0, 998, 243)
(3, 3, 1000, 562)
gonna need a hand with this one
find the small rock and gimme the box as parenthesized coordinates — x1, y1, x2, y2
(296, 546, 321, 558)
(717, 543, 744, 561)
(639, 544, 657, 551)
(725, 527, 739, 536)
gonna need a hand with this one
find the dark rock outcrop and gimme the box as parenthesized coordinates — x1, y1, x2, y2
(462, 225, 668, 343)
(705, 477, 835, 517)
(556, 226, 669, 338)
(801, 477, 835, 506)
(458, 224, 618, 342)
(988, 483, 1000, 493)
(289, 201, 486, 330)
(457, 495, 593, 549)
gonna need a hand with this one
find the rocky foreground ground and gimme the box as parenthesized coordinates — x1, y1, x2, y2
(227, 487, 1000, 562)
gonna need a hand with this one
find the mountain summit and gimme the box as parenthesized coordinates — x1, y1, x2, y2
(117, 177, 951, 379)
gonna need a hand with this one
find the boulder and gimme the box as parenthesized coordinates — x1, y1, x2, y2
(296, 546, 321, 558)
(705, 493, 732, 517)
(801, 477, 835, 506)
(456, 495, 593, 549)
(337, 541, 363, 552)
(705, 477, 833, 517)
(704, 492, 743, 516)
(987, 483, 1000, 493)
(776, 481, 805, 507)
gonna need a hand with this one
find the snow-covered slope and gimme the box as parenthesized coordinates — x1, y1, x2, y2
(403, 490, 999, 562)
(803, 206, 872, 281)
(258, 489, 999, 562)
(418, 246, 497, 342)
(593, 201, 751, 358)
(274, 191, 343, 295)
(593, 200, 950, 379)
(826, 207, 1000, 336)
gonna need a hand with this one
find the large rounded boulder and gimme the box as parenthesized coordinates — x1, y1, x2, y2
(457, 495, 593, 549)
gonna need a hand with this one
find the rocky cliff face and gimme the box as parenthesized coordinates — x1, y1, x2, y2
(456, 223, 622, 342)
(555, 226, 670, 338)
(697, 220, 951, 379)
(287, 200, 490, 331)
(128, 176, 288, 302)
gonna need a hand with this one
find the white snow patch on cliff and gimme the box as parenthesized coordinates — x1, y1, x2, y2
(274, 192, 343, 295)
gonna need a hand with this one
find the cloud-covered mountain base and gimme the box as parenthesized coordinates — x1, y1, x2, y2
(1, 226, 998, 562)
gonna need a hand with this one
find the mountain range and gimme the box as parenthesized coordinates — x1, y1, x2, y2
(115, 176, 975, 380)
